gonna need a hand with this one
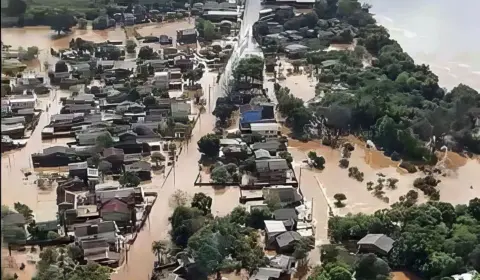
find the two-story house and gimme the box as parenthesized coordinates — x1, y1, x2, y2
(255, 158, 289, 182)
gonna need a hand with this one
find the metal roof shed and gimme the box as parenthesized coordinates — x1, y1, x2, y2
(264, 220, 286, 235)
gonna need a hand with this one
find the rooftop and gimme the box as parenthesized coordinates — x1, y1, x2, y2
(357, 234, 395, 254)
(264, 220, 286, 234)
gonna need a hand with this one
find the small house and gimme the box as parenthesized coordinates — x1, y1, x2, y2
(124, 161, 152, 180)
(99, 197, 135, 227)
(68, 161, 88, 180)
(273, 231, 302, 253)
(177, 28, 197, 45)
(252, 140, 285, 156)
(264, 220, 287, 250)
(171, 101, 191, 119)
(80, 238, 110, 262)
(251, 267, 283, 280)
(74, 221, 120, 246)
(255, 158, 289, 182)
(8, 94, 36, 110)
(357, 234, 395, 256)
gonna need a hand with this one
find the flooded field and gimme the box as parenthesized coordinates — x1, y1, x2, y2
(289, 138, 480, 216)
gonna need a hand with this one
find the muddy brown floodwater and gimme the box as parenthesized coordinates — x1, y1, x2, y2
(289, 138, 480, 216)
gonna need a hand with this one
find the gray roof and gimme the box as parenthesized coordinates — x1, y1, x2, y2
(2, 116, 26, 125)
(125, 161, 151, 172)
(43, 146, 75, 155)
(269, 254, 294, 270)
(357, 234, 394, 254)
(254, 149, 271, 159)
(74, 221, 116, 237)
(273, 208, 298, 221)
(251, 267, 283, 280)
(256, 158, 289, 172)
(322, 59, 339, 67)
(103, 147, 124, 158)
(252, 140, 282, 152)
(180, 28, 196, 35)
(275, 231, 301, 248)
(285, 44, 309, 52)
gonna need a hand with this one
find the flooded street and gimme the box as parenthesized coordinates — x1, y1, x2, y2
(1, 89, 71, 219)
(112, 72, 243, 280)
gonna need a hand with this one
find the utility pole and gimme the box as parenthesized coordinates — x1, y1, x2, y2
(208, 85, 211, 113)
(298, 167, 302, 187)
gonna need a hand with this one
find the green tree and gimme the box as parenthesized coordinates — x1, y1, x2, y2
(213, 103, 236, 125)
(13, 202, 33, 222)
(211, 166, 231, 183)
(126, 39, 137, 54)
(233, 56, 265, 83)
(191, 193, 213, 215)
(197, 134, 221, 158)
(264, 192, 282, 211)
(138, 46, 156, 60)
(183, 68, 204, 86)
(151, 152, 166, 167)
(151, 240, 169, 264)
(246, 208, 272, 229)
(98, 160, 112, 177)
(308, 151, 326, 169)
(278, 151, 293, 165)
(77, 18, 88, 30)
(290, 106, 313, 137)
(229, 206, 248, 225)
(170, 206, 205, 247)
(329, 266, 353, 280)
(333, 193, 347, 207)
(6, 0, 27, 17)
(355, 253, 391, 280)
(95, 134, 114, 149)
(202, 20, 218, 41)
(49, 11, 76, 35)
(293, 236, 315, 260)
(47, 231, 60, 240)
(118, 172, 141, 188)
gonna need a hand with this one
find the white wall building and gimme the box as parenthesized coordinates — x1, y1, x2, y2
(8, 94, 36, 110)
(250, 122, 279, 138)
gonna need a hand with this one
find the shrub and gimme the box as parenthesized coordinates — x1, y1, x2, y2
(339, 158, 349, 168)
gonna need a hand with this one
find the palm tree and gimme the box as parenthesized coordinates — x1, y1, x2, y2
(151, 240, 168, 265)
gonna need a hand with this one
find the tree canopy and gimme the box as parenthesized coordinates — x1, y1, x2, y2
(197, 134, 221, 158)
(328, 200, 480, 279)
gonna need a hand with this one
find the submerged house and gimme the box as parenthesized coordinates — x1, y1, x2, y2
(99, 197, 135, 227)
(31, 146, 84, 168)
